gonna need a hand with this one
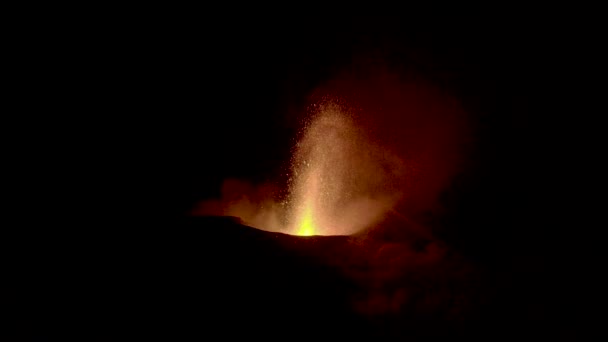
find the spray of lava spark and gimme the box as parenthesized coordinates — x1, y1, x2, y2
(286, 102, 404, 236)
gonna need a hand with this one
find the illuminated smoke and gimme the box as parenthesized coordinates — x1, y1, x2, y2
(192, 178, 284, 232)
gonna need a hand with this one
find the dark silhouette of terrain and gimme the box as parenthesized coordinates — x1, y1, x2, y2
(15, 216, 484, 341)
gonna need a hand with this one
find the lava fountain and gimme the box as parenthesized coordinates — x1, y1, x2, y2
(287, 102, 404, 236)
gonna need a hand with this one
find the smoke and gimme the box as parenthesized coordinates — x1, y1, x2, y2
(193, 61, 470, 237)
(192, 178, 285, 232)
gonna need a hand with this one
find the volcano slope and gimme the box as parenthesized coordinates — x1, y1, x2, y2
(17, 215, 487, 341)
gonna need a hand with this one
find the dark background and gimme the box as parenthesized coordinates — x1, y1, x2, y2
(115, 15, 573, 256)
(15, 12, 595, 340)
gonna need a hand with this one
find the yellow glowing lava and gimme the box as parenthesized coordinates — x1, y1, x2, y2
(291, 165, 322, 236)
(296, 201, 316, 236)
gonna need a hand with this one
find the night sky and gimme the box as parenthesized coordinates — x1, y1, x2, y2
(125, 15, 585, 333)
(17, 13, 594, 340)
(137, 16, 547, 246)
(126, 12, 584, 326)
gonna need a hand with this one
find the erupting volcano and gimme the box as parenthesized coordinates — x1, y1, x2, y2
(193, 64, 470, 240)
(24, 15, 571, 341)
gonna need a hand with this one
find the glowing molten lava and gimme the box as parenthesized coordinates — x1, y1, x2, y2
(292, 167, 321, 236)
(296, 201, 316, 236)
